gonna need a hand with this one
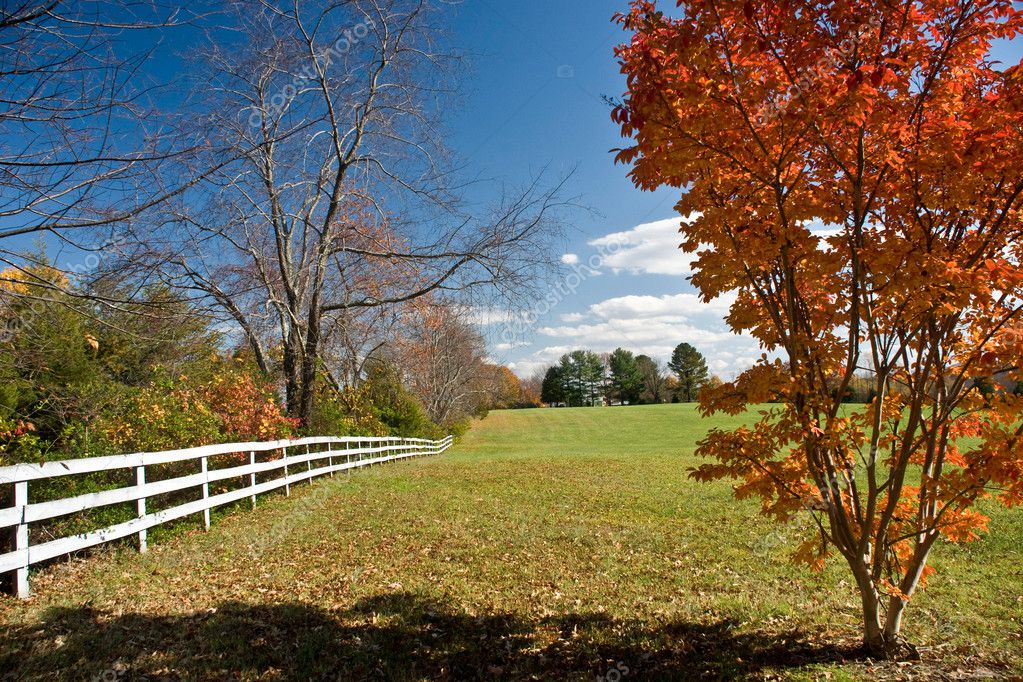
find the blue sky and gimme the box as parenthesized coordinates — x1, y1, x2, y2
(23, 0, 1023, 381)
(443, 0, 749, 379)
(441, 0, 1023, 379)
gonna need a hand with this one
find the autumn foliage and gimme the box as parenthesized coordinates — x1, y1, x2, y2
(99, 364, 299, 453)
(614, 0, 1023, 657)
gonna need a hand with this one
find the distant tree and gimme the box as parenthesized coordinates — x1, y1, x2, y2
(608, 348, 643, 405)
(580, 351, 606, 406)
(668, 343, 709, 402)
(585, 352, 607, 405)
(635, 355, 667, 404)
(665, 376, 680, 403)
(394, 302, 490, 428)
(557, 354, 583, 406)
(520, 370, 544, 407)
(972, 377, 996, 401)
(486, 366, 524, 410)
(540, 366, 566, 406)
(557, 351, 605, 406)
(560, 352, 584, 406)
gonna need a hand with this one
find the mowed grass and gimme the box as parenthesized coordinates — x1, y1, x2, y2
(1, 404, 1021, 680)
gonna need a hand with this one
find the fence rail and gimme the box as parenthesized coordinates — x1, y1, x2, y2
(0, 435, 453, 598)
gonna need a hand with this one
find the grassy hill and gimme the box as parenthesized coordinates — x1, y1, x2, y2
(2, 404, 1020, 680)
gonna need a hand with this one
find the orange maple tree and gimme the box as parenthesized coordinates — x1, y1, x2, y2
(613, 0, 1023, 657)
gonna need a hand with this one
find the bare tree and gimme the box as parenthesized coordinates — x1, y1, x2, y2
(395, 300, 490, 426)
(520, 369, 544, 406)
(0, 1, 211, 262)
(321, 304, 399, 392)
(145, 0, 571, 422)
(635, 354, 667, 404)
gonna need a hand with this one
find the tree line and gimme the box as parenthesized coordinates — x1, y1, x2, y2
(538, 343, 717, 407)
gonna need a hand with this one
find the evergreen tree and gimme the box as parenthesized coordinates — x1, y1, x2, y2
(608, 348, 643, 405)
(558, 350, 606, 406)
(540, 365, 565, 406)
(667, 343, 709, 402)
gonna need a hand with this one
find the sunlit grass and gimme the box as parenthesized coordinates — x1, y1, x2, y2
(1, 404, 1020, 680)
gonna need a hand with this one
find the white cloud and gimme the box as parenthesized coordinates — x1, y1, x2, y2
(497, 214, 781, 378)
(588, 215, 701, 276)
(510, 289, 760, 379)
(538, 318, 733, 353)
(508, 345, 576, 378)
(495, 341, 529, 351)
(587, 215, 845, 277)
(469, 307, 522, 326)
(588, 292, 734, 321)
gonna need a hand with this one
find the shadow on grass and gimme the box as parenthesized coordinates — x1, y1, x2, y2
(1, 592, 861, 680)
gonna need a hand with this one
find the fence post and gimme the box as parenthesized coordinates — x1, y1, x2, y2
(283, 446, 290, 496)
(15, 480, 29, 599)
(249, 451, 257, 509)
(201, 456, 211, 531)
(306, 444, 312, 482)
(136, 465, 147, 553)
(328, 442, 334, 477)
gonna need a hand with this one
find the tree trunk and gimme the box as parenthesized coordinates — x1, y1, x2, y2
(283, 326, 303, 419)
(849, 556, 914, 659)
(298, 308, 321, 426)
(849, 558, 885, 652)
(883, 594, 909, 647)
(857, 581, 889, 656)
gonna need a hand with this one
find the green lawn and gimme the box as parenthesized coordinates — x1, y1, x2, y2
(1, 405, 1021, 680)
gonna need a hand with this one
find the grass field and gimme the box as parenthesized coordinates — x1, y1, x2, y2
(1, 404, 1021, 680)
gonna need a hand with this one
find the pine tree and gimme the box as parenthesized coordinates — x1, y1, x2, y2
(667, 343, 708, 402)
(608, 348, 643, 405)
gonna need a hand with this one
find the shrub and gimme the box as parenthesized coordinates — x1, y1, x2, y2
(447, 417, 472, 439)
(0, 417, 43, 466)
(97, 364, 297, 454)
(195, 362, 299, 442)
(304, 384, 388, 437)
(364, 361, 443, 439)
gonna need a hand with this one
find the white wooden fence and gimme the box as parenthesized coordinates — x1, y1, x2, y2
(0, 434, 453, 598)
